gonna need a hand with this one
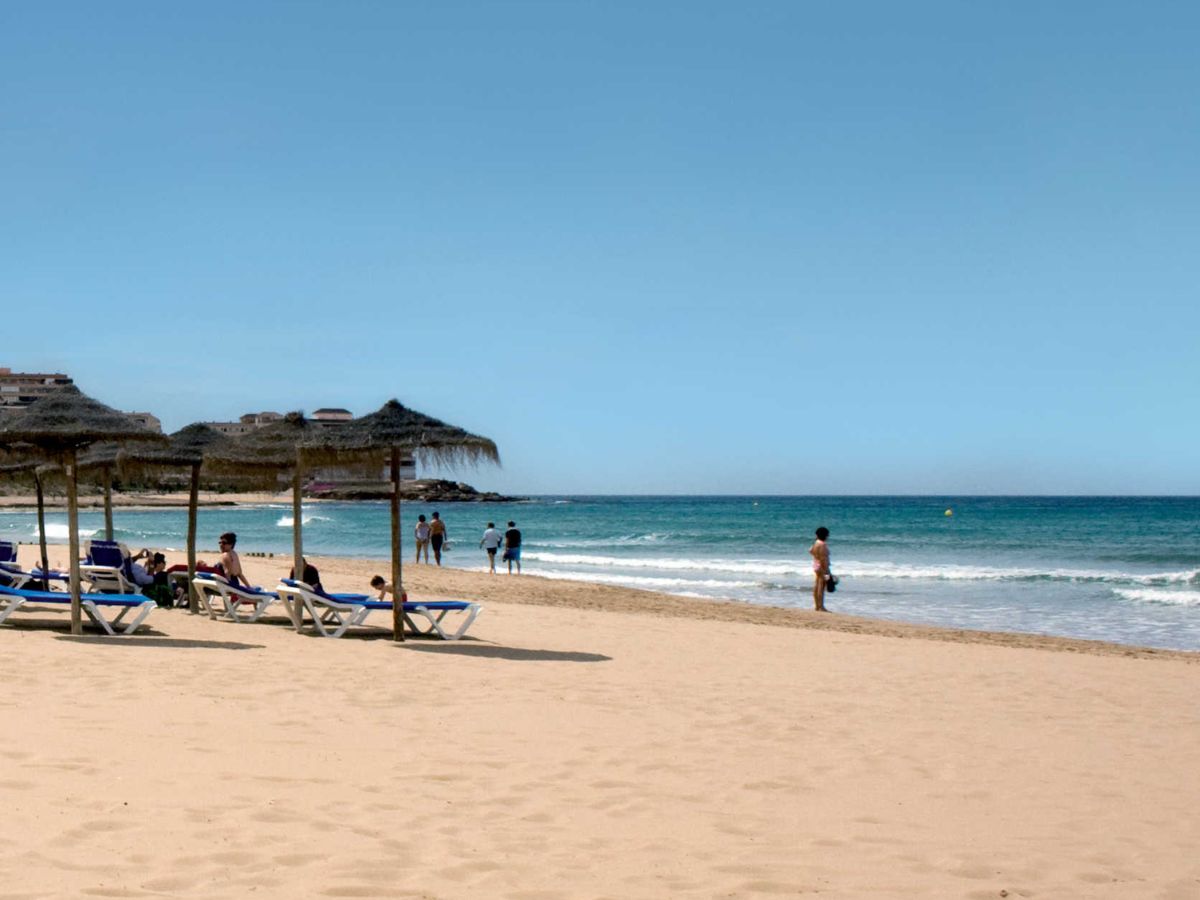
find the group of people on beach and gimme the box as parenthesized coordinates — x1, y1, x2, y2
(409, 512, 522, 575)
(131, 520, 820, 612)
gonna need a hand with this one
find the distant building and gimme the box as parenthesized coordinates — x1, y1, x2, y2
(127, 412, 163, 433)
(0, 367, 73, 408)
(312, 408, 353, 425)
(204, 411, 284, 436)
(0, 368, 158, 431)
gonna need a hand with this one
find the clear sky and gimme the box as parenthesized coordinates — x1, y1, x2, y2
(3, 2, 1197, 494)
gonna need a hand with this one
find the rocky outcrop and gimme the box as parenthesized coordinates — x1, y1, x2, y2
(306, 478, 521, 503)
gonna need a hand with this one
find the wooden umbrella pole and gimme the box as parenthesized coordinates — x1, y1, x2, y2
(291, 462, 304, 631)
(187, 462, 200, 614)
(65, 449, 83, 636)
(103, 467, 114, 540)
(391, 446, 404, 642)
(34, 471, 50, 588)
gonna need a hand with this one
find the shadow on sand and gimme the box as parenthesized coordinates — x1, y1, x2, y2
(54, 634, 265, 650)
(398, 642, 611, 663)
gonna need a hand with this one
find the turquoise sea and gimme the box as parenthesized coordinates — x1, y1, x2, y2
(2, 496, 1198, 651)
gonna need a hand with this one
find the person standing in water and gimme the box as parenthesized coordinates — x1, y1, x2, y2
(480, 522, 503, 574)
(809, 526, 831, 612)
(502, 520, 522, 574)
(428, 512, 447, 566)
(414, 514, 431, 564)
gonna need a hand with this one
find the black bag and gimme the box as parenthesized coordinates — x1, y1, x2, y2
(825, 574, 838, 593)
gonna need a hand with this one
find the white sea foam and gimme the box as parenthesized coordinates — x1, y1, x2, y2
(834, 561, 1200, 585)
(525, 551, 806, 577)
(524, 551, 1200, 587)
(1113, 588, 1200, 607)
(520, 569, 758, 591)
(37, 523, 99, 540)
(539, 532, 680, 549)
(276, 514, 332, 527)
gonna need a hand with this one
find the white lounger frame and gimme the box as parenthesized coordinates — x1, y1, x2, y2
(275, 581, 482, 640)
(0, 591, 155, 636)
(0, 563, 35, 591)
(80, 564, 139, 595)
(192, 575, 279, 623)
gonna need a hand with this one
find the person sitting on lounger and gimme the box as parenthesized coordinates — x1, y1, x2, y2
(369, 575, 407, 603)
(130, 549, 173, 607)
(288, 557, 324, 593)
(214, 532, 250, 587)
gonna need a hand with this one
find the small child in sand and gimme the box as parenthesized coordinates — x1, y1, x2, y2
(369, 575, 407, 603)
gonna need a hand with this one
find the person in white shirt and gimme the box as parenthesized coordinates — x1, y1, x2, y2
(480, 522, 503, 574)
(414, 515, 431, 564)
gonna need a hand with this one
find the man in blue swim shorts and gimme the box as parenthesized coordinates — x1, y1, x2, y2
(502, 520, 522, 575)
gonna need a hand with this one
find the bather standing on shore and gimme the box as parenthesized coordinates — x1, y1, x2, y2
(429, 512, 447, 566)
(809, 526, 831, 612)
(414, 514, 431, 564)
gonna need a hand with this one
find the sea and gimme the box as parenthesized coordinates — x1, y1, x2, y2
(2, 495, 1198, 651)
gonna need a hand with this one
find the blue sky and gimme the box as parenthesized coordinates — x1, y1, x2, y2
(2, 2, 1197, 494)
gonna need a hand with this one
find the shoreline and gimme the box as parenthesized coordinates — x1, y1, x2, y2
(9, 539, 1196, 662)
(310, 552, 1200, 663)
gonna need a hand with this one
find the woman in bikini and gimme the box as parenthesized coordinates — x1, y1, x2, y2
(809, 526, 831, 612)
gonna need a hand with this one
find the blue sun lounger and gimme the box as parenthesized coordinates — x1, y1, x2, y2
(0, 545, 70, 590)
(80, 539, 140, 594)
(191, 572, 279, 623)
(276, 579, 482, 640)
(0, 584, 156, 636)
(0, 562, 70, 591)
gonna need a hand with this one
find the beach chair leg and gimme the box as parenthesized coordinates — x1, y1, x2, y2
(196, 589, 217, 620)
(1, 573, 32, 591)
(303, 599, 372, 638)
(81, 600, 154, 636)
(115, 601, 154, 635)
(81, 601, 117, 635)
(447, 604, 482, 640)
(248, 597, 275, 623)
(404, 605, 481, 640)
(0, 596, 27, 626)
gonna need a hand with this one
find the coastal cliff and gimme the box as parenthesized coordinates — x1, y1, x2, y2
(306, 478, 520, 503)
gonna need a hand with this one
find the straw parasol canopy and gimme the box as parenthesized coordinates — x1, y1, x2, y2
(0, 386, 164, 450)
(119, 423, 234, 614)
(0, 451, 54, 586)
(0, 385, 166, 634)
(205, 412, 331, 481)
(307, 399, 500, 468)
(119, 422, 232, 472)
(307, 399, 500, 641)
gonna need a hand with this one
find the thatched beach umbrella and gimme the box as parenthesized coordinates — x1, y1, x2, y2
(0, 386, 165, 634)
(35, 442, 127, 541)
(309, 399, 499, 641)
(78, 442, 121, 540)
(205, 412, 333, 628)
(119, 423, 232, 614)
(0, 449, 55, 586)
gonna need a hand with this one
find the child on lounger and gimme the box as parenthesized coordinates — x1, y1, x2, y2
(369, 575, 407, 603)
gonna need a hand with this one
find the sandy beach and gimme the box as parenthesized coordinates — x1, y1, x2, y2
(2, 543, 1197, 899)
